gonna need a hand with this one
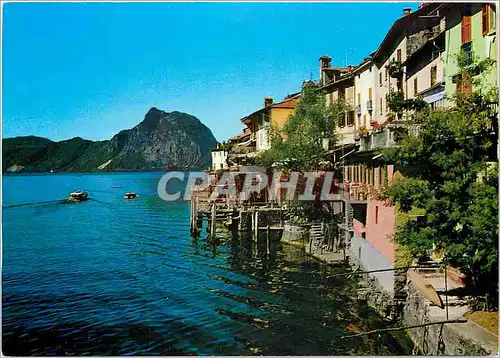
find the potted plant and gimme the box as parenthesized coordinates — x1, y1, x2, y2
(358, 125, 369, 137)
(358, 183, 368, 200)
(387, 112, 396, 123)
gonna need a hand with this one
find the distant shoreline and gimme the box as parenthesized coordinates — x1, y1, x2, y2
(2, 168, 207, 175)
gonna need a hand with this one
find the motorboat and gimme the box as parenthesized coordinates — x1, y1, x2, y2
(124, 192, 138, 199)
(68, 191, 89, 202)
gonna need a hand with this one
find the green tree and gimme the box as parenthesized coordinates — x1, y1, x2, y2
(383, 55, 498, 296)
(257, 83, 350, 171)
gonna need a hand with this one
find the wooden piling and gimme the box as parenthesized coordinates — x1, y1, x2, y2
(238, 210, 243, 231)
(253, 211, 259, 242)
(266, 225, 270, 255)
(190, 198, 199, 236)
(210, 204, 216, 239)
(189, 200, 193, 234)
(194, 197, 199, 235)
(250, 209, 254, 239)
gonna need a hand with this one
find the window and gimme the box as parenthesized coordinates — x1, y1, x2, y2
(339, 114, 345, 128)
(430, 66, 437, 86)
(461, 14, 472, 44)
(396, 49, 402, 62)
(385, 68, 388, 81)
(413, 78, 418, 96)
(347, 111, 355, 126)
(368, 88, 372, 101)
(380, 98, 383, 115)
(375, 206, 379, 224)
(379, 73, 383, 86)
(363, 114, 367, 126)
(482, 4, 496, 35)
(462, 41, 473, 66)
(357, 93, 361, 105)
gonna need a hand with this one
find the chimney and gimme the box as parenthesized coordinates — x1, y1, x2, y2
(319, 55, 332, 85)
(403, 7, 412, 16)
(264, 97, 273, 107)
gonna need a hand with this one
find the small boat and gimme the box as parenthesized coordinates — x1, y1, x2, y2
(408, 270, 444, 308)
(68, 191, 89, 202)
(124, 192, 138, 199)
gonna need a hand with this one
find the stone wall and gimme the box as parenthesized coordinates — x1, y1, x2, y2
(349, 234, 396, 319)
(404, 281, 496, 355)
(355, 269, 395, 320)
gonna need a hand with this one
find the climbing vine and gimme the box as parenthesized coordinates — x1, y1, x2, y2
(386, 91, 428, 114)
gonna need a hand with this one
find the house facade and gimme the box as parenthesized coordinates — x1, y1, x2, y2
(353, 59, 379, 133)
(241, 96, 299, 152)
(404, 22, 446, 109)
(318, 56, 356, 150)
(442, 3, 497, 99)
(211, 145, 228, 171)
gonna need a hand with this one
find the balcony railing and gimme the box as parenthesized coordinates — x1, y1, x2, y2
(366, 100, 373, 111)
(230, 143, 256, 154)
(359, 127, 397, 151)
(355, 105, 361, 115)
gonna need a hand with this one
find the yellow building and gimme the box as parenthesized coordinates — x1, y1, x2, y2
(241, 95, 299, 152)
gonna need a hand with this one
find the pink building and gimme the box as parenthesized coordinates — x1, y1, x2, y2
(365, 198, 395, 263)
(346, 164, 396, 263)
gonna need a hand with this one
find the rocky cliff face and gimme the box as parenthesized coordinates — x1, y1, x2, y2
(3, 108, 217, 172)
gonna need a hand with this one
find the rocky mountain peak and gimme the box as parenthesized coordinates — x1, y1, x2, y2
(3, 108, 217, 172)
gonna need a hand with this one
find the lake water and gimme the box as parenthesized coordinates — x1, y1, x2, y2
(2, 172, 412, 355)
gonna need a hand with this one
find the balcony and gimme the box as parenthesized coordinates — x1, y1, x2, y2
(359, 127, 397, 152)
(355, 105, 362, 116)
(230, 142, 256, 154)
(366, 100, 373, 111)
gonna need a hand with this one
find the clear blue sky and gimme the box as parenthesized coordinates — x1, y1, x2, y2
(3, 2, 417, 142)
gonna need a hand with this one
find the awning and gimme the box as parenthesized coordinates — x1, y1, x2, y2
(423, 91, 445, 104)
(327, 143, 357, 154)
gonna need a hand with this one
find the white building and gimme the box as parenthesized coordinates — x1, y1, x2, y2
(211, 144, 228, 171)
(353, 59, 380, 131)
